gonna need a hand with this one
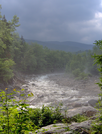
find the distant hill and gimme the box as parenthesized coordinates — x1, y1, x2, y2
(25, 39, 94, 52)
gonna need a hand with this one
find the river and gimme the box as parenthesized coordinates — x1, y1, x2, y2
(21, 73, 100, 110)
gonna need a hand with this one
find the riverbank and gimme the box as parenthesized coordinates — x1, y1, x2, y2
(48, 73, 100, 96)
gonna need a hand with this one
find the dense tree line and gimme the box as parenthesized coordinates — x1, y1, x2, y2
(0, 6, 102, 83)
(12, 35, 101, 80)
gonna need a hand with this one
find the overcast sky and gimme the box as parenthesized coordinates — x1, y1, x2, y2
(1, 0, 102, 44)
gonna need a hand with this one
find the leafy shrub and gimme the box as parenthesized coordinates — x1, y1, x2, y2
(71, 114, 88, 123)
(0, 89, 35, 134)
(29, 105, 63, 127)
(0, 89, 64, 133)
(79, 72, 88, 80)
(72, 68, 81, 77)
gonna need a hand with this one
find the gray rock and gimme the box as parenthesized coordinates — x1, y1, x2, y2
(32, 83, 36, 86)
(69, 120, 92, 130)
(36, 120, 92, 134)
(65, 106, 97, 117)
(70, 102, 88, 108)
(72, 88, 78, 91)
(63, 131, 73, 134)
(36, 123, 67, 134)
(38, 95, 44, 98)
(88, 99, 98, 107)
(72, 102, 82, 108)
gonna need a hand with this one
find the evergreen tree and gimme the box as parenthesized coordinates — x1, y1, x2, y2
(0, 5, 20, 82)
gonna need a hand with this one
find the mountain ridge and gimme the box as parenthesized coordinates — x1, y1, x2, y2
(25, 39, 94, 52)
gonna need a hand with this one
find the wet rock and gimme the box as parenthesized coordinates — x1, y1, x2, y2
(66, 106, 97, 117)
(38, 95, 44, 98)
(53, 91, 57, 93)
(63, 132, 73, 134)
(71, 102, 88, 108)
(36, 120, 92, 134)
(88, 99, 98, 107)
(72, 88, 78, 91)
(72, 102, 82, 108)
(69, 120, 92, 133)
(32, 83, 36, 86)
(36, 123, 67, 134)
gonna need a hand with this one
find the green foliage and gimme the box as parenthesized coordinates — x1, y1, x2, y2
(29, 104, 63, 128)
(72, 68, 81, 77)
(0, 89, 35, 134)
(71, 114, 88, 123)
(90, 40, 102, 133)
(0, 59, 15, 82)
(0, 6, 20, 83)
(0, 89, 64, 133)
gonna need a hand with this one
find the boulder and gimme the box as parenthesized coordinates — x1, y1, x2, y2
(36, 123, 67, 134)
(65, 106, 97, 117)
(35, 120, 92, 134)
(88, 99, 98, 107)
(71, 102, 88, 108)
(69, 120, 92, 130)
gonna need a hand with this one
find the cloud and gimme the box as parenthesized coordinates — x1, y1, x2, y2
(0, 0, 102, 44)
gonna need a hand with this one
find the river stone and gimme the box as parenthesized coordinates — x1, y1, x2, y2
(38, 95, 44, 98)
(35, 120, 92, 134)
(64, 106, 97, 117)
(71, 102, 88, 108)
(63, 132, 73, 134)
(88, 99, 98, 107)
(32, 83, 36, 86)
(69, 120, 92, 130)
(36, 123, 67, 134)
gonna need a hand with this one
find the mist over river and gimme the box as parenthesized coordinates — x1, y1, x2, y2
(21, 73, 100, 110)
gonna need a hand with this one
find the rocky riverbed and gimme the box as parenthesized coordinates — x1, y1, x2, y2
(21, 73, 100, 134)
(21, 73, 100, 110)
(1, 72, 100, 116)
(1, 73, 101, 133)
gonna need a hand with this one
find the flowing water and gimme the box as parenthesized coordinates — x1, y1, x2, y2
(21, 73, 99, 110)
